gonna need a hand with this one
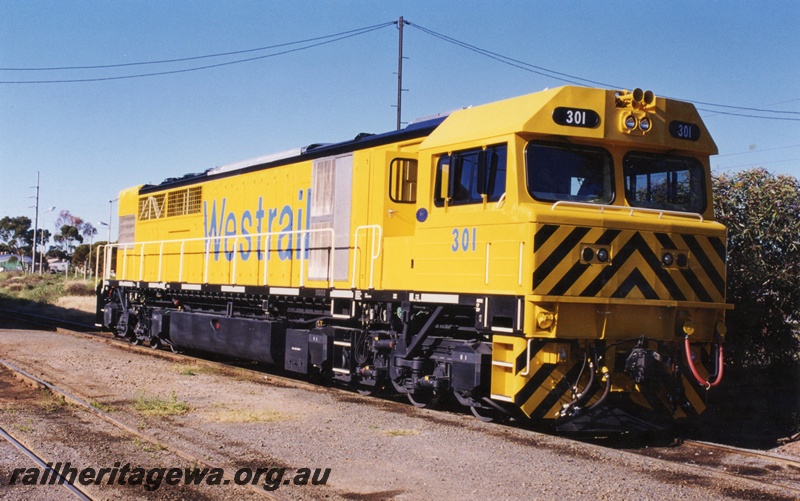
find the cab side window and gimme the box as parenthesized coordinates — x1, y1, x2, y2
(389, 158, 418, 203)
(434, 144, 507, 206)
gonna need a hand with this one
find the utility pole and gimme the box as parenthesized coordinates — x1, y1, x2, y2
(394, 16, 409, 130)
(39, 206, 55, 275)
(30, 172, 40, 275)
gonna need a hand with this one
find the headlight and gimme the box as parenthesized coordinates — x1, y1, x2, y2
(624, 115, 637, 130)
(639, 116, 651, 132)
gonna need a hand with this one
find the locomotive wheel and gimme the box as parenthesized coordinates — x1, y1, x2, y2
(149, 337, 161, 350)
(407, 389, 440, 409)
(130, 337, 141, 346)
(390, 378, 407, 394)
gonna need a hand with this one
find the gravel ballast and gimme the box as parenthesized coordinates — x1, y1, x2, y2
(0, 328, 797, 500)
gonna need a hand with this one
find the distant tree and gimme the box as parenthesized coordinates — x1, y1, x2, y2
(33, 228, 51, 250)
(81, 222, 97, 242)
(54, 224, 83, 253)
(712, 168, 800, 370)
(0, 216, 33, 268)
(53, 210, 96, 255)
(47, 248, 68, 261)
(54, 210, 79, 230)
(72, 243, 90, 268)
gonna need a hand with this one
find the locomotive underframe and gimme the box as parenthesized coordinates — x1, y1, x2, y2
(97, 279, 717, 431)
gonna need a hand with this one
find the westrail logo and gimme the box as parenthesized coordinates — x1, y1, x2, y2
(203, 189, 312, 262)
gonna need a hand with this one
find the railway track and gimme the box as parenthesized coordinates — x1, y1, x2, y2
(631, 438, 800, 497)
(0, 356, 282, 501)
(0, 424, 91, 500)
(2, 308, 799, 497)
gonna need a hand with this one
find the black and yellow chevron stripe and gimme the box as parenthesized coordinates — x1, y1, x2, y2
(498, 338, 711, 421)
(512, 339, 586, 419)
(533, 224, 726, 303)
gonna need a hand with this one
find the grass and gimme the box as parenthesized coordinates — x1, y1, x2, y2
(0, 272, 98, 320)
(0, 272, 95, 303)
(90, 400, 115, 413)
(11, 419, 34, 433)
(210, 409, 291, 423)
(38, 390, 70, 414)
(175, 364, 218, 377)
(382, 429, 420, 437)
(132, 436, 167, 453)
(133, 391, 190, 417)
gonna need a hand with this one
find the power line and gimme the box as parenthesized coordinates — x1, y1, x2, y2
(697, 107, 800, 121)
(0, 22, 394, 71)
(0, 22, 394, 84)
(408, 22, 800, 121)
(714, 157, 800, 171)
(692, 100, 800, 116)
(408, 22, 619, 89)
(3, 16, 799, 125)
(716, 144, 800, 158)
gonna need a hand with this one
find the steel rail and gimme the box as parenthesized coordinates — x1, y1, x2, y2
(683, 438, 800, 470)
(0, 424, 92, 500)
(0, 357, 283, 501)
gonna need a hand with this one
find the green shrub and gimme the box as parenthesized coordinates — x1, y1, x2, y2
(713, 168, 800, 369)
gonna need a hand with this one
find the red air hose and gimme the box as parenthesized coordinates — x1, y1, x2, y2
(684, 336, 724, 389)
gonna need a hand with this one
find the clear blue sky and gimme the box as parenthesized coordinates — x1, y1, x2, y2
(2, 1, 798, 241)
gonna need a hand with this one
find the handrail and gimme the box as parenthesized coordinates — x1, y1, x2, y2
(351, 225, 383, 289)
(100, 227, 340, 289)
(94, 244, 105, 287)
(550, 200, 704, 222)
(157, 242, 164, 282)
(256, 228, 335, 288)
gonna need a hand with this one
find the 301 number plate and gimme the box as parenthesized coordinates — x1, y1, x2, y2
(552, 107, 601, 128)
(669, 121, 701, 141)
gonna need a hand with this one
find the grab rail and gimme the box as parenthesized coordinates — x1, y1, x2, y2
(99, 227, 338, 288)
(550, 201, 704, 222)
(351, 225, 383, 289)
(99, 221, 388, 291)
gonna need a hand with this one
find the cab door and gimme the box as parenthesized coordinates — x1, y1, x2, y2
(379, 154, 419, 290)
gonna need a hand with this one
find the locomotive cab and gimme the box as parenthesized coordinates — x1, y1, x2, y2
(408, 87, 727, 430)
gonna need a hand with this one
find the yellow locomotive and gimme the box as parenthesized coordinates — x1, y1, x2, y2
(97, 86, 728, 432)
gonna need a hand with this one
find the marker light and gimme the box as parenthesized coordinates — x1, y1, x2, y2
(596, 248, 609, 262)
(662, 253, 674, 266)
(582, 247, 595, 262)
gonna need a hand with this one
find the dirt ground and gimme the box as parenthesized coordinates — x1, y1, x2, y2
(0, 326, 797, 500)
